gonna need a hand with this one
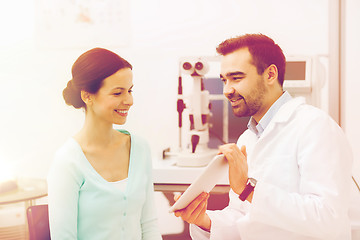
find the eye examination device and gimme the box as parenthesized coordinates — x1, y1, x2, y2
(174, 57, 218, 167)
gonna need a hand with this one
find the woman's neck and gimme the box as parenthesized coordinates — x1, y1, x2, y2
(75, 113, 117, 149)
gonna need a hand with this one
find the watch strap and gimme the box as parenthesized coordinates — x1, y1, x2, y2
(239, 178, 256, 201)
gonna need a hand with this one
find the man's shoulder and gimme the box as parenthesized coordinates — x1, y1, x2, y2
(277, 97, 334, 125)
(294, 102, 336, 124)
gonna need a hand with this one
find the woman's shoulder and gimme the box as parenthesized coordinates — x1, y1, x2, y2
(53, 138, 83, 165)
(116, 129, 149, 150)
(116, 129, 152, 168)
(48, 138, 85, 186)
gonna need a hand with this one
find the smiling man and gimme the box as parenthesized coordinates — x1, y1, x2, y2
(174, 33, 359, 240)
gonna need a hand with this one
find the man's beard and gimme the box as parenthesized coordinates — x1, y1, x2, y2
(231, 79, 267, 118)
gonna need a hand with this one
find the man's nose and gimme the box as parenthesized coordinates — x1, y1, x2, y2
(223, 83, 235, 99)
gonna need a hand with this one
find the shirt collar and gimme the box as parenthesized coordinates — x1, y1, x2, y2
(247, 91, 292, 138)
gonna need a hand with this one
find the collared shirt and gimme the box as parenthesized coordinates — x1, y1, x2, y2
(247, 91, 292, 138)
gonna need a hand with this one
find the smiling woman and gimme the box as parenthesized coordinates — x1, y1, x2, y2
(80, 67, 134, 126)
(62, 48, 133, 109)
(47, 48, 162, 240)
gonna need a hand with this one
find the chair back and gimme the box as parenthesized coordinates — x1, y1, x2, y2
(27, 204, 51, 240)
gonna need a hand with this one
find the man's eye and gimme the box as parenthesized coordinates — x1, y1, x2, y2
(221, 78, 227, 83)
(114, 92, 122, 95)
(128, 90, 133, 93)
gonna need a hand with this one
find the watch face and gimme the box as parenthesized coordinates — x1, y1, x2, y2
(248, 178, 257, 186)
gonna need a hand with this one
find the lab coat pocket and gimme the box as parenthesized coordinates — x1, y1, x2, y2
(259, 155, 299, 192)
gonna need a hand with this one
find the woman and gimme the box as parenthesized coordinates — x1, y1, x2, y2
(48, 48, 162, 240)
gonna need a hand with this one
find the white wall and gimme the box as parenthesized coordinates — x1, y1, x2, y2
(342, 0, 360, 179)
(0, 0, 330, 179)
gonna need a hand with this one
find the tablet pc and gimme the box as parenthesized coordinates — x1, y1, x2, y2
(168, 154, 228, 213)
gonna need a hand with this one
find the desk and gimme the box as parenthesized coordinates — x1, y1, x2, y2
(0, 178, 47, 205)
(153, 157, 230, 191)
(154, 184, 230, 194)
(153, 157, 230, 207)
(0, 178, 47, 240)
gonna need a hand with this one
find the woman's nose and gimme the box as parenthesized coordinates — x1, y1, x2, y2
(124, 93, 133, 106)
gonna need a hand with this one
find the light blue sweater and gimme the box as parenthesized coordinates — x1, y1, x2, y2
(47, 130, 162, 240)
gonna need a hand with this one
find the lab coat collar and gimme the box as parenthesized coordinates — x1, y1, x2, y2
(248, 91, 293, 138)
(272, 96, 306, 123)
(258, 96, 306, 140)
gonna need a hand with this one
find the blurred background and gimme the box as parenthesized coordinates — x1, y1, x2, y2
(0, 0, 359, 239)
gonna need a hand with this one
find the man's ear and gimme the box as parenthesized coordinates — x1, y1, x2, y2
(265, 64, 279, 85)
(81, 90, 93, 105)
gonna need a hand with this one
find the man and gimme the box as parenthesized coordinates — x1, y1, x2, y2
(174, 33, 360, 239)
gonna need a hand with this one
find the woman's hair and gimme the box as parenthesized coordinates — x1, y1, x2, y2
(63, 48, 132, 109)
(216, 33, 286, 86)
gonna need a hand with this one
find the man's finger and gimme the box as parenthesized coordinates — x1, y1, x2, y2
(241, 145, 247, 157)
(189, 196, 208, 223)
(174, 194, 181, 202)
(181, 193, 209, 222)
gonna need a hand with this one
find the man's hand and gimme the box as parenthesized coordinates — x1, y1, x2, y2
(219, 144, 248, 195)
(173, 192, 211, 231)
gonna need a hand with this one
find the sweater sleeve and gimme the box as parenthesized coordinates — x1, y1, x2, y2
(139, 139, 162, 240)
(47, 146, 83, 240)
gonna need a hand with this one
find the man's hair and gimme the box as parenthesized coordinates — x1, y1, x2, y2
(216, 33, 286, 86)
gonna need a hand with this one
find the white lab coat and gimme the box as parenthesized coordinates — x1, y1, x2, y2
(190, 97, 360, 240)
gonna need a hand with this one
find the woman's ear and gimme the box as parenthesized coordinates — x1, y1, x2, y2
(265, 64, 279, 85)
(81, 90, 93, 106)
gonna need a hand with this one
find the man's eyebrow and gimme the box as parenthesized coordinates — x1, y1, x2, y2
(226, 71, 245, 77)
(220, 71, 246, 79)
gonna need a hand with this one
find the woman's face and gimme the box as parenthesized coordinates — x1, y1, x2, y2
(88, 68, 134, 125)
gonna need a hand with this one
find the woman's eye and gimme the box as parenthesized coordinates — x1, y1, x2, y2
(128, 90, 133, 93)
(114, 92, 122, 96)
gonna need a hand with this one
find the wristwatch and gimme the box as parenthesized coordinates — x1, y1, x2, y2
(239, 178, 257, 201)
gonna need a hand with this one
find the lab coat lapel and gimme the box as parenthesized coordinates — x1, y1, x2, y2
(259, 97, 306, 140)
(248, 97, 306, 171)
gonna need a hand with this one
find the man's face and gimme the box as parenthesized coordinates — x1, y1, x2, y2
(220, 48, 267, 119)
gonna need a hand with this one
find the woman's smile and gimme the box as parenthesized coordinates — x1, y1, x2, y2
(114, 109, 129, 117)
